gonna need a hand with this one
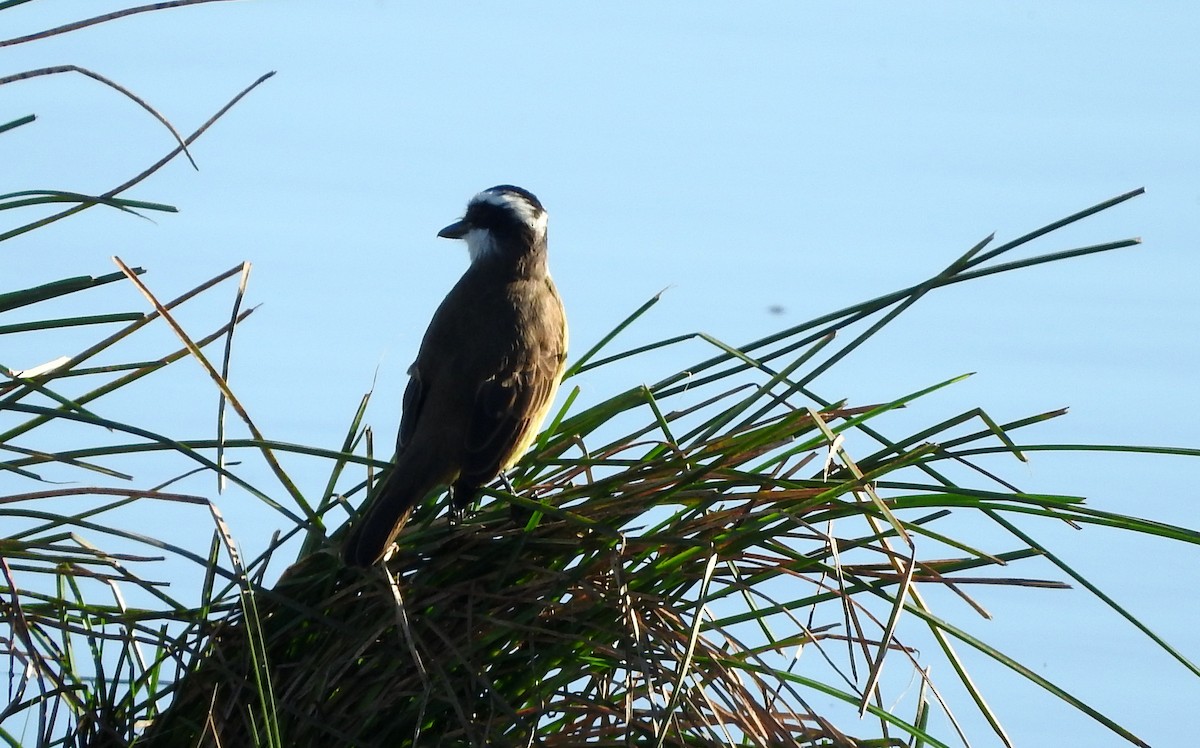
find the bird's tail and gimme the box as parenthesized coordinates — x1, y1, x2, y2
(341, 459, 442, 567)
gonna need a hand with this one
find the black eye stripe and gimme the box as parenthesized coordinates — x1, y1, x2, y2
(465, 202, 514, 231)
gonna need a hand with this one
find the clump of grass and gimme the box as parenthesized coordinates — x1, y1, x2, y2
(9, 176, 1198, 747)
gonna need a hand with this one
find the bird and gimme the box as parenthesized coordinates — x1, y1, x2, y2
(342, 185, 568, 567)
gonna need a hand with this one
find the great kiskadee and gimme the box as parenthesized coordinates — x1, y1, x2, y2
(342, 185, 568, 567)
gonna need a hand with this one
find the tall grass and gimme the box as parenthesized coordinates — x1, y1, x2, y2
(6, 179, 1199, 746)
(3, 6, 1198, 748)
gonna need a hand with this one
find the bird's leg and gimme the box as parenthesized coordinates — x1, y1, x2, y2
(501, 472, 536, 525)
(498, 472, 517, 494)
(448, 487, 466, 526)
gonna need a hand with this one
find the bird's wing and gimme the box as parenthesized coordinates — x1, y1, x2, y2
(395, 365, 426, 451)
(459, 350, 560, 487)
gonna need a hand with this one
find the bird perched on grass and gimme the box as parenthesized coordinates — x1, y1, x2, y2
(342, 185, 568, 567)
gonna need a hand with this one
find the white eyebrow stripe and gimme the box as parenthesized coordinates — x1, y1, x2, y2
(473, 190, 517, 208)
(472, 190, 547, 234)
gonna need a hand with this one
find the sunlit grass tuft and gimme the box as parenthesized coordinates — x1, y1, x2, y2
(7, 179, 1198, 747)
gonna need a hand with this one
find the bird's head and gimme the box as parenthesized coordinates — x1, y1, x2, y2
(438, 185, 548, 264)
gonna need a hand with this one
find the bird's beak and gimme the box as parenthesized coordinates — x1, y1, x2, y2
(437, 220, 469, 239)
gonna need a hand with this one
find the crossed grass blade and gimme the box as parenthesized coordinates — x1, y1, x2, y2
(3, 14, 279, 744)
(1, 263, 288, 746)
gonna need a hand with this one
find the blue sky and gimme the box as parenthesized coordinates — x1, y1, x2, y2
(5, 2, 1199, 746)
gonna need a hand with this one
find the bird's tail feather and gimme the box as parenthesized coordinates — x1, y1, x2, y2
(342, 461, 440, 567)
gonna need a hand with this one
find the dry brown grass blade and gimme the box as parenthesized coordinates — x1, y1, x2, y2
(112, 256, 313, 521)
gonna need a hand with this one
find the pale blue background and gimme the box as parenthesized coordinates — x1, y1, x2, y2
(4, 2, 1198, 746)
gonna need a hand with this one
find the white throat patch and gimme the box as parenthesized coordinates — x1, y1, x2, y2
(463, 227, 497, 262)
